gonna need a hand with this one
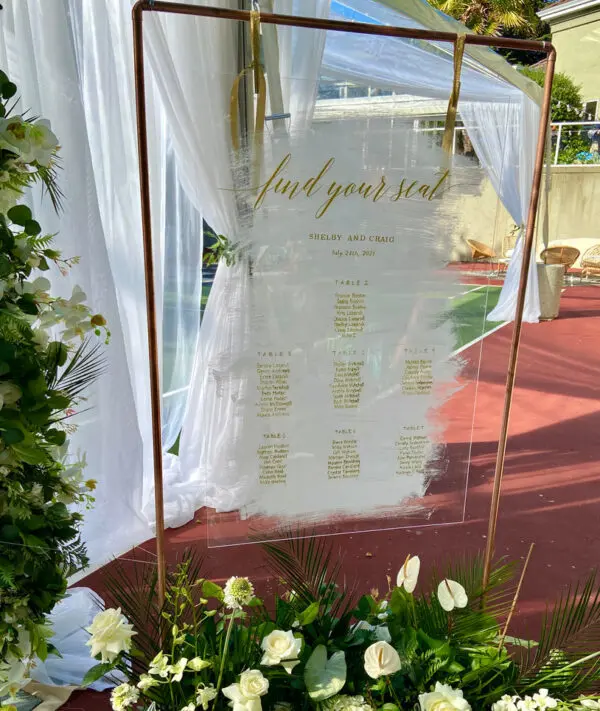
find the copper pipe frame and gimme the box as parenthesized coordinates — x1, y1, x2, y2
(131, 0, 556, 600)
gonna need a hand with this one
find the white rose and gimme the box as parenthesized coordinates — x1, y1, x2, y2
(363, 640, 401, 679)
(396, 554, 421, 593)
(261, 630, 302, 672)
(85, 608, 136, 663)
(437, 579, 468, 612)
(239, 669, 269, 698)
(223, 671, 268, 711)
(419, 682, 471, 711)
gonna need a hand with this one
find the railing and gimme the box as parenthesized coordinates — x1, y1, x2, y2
(551, 122, 600, 165)
(415, 121, 600, 166)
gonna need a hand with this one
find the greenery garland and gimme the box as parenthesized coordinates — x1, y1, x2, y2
(0, 71, 107, 698)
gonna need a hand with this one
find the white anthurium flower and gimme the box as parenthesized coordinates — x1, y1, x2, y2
(260, 629, 302, 673)
(85, 607, 136, 663)
(517, 697, 538, 711)
(196, 684, 218, 710)
(437, 579, 468, 612)
(168, 657, 188, 682)
(397, 554, 421, 593)
(419, 682, 471, 711)
(532, 690, 558, 710)
(110, 683, 139, 711)
(492, 695, 519, 711)
(363, 640, 401, 679)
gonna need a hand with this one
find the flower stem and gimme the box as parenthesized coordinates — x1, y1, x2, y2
(212, 611, 236, 711)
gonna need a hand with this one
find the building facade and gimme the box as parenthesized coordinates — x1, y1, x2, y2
(538, 0, 600, 119)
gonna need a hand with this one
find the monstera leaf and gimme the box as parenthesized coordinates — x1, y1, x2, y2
(304, 644, 347, 701)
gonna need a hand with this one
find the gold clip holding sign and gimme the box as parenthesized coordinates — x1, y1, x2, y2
(230, 1, 267, 191)
(442, 34, 466, 157)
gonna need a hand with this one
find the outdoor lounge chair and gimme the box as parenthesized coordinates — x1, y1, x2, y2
(581, 244, 600, 278)
(466, 239, 497, 262)
(540, 246, 580, 282)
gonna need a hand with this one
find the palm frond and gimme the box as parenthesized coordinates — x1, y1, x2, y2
(262, 529, 357, 634)
(33, 157, 64, 214)
(516, 571, 600, 695)
(49, 337, 106, 400)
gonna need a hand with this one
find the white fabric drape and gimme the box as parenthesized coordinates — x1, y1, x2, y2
(0, 0, 155, 565)
(0, 0, 213, 563)
(461, 96, 541, 322)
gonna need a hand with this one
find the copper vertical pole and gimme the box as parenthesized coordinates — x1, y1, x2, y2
(482, 47, 556, 589)
(132, 2, 167, 607)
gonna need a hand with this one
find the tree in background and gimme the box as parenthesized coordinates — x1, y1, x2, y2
(427, 0, 542, 37)
(426, 0, 549, 64)
(521, 67, 590, 163)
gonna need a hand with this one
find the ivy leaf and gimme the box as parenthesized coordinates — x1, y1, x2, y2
(45, 428, 66, 446)
(82, 662, 116, 688)
(7, 204, 32, 226)
(1, 81, 17, 99)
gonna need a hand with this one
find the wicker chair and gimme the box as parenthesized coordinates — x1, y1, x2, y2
(581, 245, 600, 278)
(540, 246, 580, 276)
(466, 239, 497, 262)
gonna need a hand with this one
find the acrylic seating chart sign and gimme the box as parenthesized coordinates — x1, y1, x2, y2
(195, 106, 502, 546)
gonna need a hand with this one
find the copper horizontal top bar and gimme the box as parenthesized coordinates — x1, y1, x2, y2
(132, 1, 553, 54)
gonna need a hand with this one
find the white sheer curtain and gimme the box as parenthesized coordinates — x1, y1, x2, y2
(461, 95, 541, 322)
(0, 0, 154, 565)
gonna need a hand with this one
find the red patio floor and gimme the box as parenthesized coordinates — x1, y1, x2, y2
(64, 284, 600, 711)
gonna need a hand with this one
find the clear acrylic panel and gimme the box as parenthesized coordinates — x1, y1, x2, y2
(190, 58, 514, 548)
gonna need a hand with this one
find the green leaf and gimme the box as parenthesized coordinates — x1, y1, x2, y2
(24, 220, 42, 236)
(2, 82, 17, 99)
(202, 580, 224, 601)
(7, 204, 32, 226)
(0, 362, 10, 375)
(27, 374, 47, 396)
(297, 600, 320, 626)
(2, 427, 24, 444)
(82, 662, 116, 688)
(304, 645, 347, 701)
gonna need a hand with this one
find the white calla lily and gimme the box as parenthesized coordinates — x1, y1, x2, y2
(437, 579, 468, 612)
(396, 554, 421, 593)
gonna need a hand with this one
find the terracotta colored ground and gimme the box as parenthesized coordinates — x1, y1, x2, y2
(64, 283, 600, 711)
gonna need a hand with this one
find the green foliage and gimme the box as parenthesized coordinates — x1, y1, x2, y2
(0, 71, 106, 694)
(202, 229, 244, 268)
(520, 68, 584, 123)
(425, 0, 541, 37)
